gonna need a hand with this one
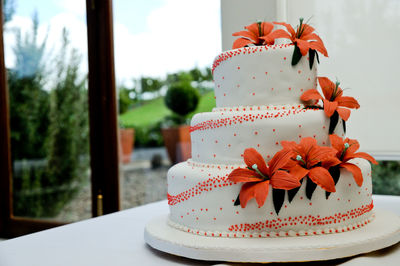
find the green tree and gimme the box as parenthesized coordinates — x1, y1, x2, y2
(140, 76, 163, 97)
(118, 86, 133, 114)
(9, 11, 49, 160)
(45, 28, 89, 216)
(3, 0, 16, 24)
(164, 80, 199, 125)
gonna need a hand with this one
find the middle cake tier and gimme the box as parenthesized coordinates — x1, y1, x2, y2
(190, 105, 345, 165)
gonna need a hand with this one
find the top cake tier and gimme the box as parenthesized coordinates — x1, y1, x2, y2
(212, 44, 317, 108)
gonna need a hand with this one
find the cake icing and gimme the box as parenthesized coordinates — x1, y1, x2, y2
(190, 107, 344, 165)
(166, 19, 377, 238)
(213, 44, 317, 108)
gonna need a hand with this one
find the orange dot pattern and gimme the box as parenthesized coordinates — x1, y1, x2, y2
(212, 44, 293, 74)
(190, 108, 315, 133)
(227, 202, 374, 232)
(168, 174, 234, 206)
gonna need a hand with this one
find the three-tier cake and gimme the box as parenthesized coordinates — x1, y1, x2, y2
(166, 19, 378, 238)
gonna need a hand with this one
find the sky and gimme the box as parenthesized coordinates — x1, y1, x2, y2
(4, 0, 222, 87)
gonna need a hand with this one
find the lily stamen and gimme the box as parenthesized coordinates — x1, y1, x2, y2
(296, 155, 306, 166)
(251, 164, 269, 180)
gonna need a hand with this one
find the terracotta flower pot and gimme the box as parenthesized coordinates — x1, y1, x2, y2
(162, 125, 191, 164)
(119, 128, 135, 164)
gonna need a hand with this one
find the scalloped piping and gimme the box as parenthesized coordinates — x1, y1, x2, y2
(212, 104, 305, 113)
(167, 213, 375, 238)
(212, 43, 293, 73)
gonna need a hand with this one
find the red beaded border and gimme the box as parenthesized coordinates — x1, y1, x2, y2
(228, 202, 374, 233)
(212, 43, 293, 74)
(168, 208, 374, 238)
(168, 175, 233, 206)
(190, 108, 314, 133)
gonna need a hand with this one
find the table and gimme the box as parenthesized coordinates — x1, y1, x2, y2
(0, 195, 399, 266)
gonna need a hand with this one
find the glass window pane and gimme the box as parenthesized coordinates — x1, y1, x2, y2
(113, 0, 221, 209)
(4, 0, 91, 222)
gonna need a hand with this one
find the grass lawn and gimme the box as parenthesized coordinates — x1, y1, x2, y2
(119, 91, 216, 128)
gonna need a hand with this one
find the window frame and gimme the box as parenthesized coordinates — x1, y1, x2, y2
(0, 0, 120, 238)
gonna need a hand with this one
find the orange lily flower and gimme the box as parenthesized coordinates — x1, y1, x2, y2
(281, 137, 341, 192)
(301, 77, 360, 121)
(232, 22, 275, 49)
(228, 148, 301, 208)
(327, 134, 378, 186)
(265, 18, 328, 57)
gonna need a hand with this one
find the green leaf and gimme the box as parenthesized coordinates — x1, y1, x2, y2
(309, 49, 315, 69)
(234, 193, 241, 206)
(272, 188, 285, 215)
(305, 177, 318, 200)
(326, 166, 341, 199)
(288, 178, 303, 202)
(329, 111, 339, 134)
(342, 119, 346, 134)
(291, 45, 302, 66)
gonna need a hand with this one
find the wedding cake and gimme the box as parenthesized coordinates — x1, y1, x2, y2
(166, 19, 377, 238)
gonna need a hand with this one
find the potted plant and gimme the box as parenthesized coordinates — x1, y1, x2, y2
(119, 125, 135, 164)
(162, 81, 199, 164)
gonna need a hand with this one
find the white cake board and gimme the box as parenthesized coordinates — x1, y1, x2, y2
(144, 209, 400, 263)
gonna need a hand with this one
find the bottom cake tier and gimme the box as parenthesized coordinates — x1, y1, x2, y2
(167, 158, 374, 237)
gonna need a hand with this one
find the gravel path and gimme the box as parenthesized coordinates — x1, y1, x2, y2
(55, 161, 169, 222)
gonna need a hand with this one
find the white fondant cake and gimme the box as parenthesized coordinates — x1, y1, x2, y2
(166, 22, 375, 238)
(190, 106, 344, 165)
(167, 158, 372, 237)
(212, 44, 317, 108)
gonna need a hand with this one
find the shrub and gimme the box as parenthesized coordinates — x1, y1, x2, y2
(118, 87, 133, 114)
(164, 81, 199, 124)
(372, 161, 400, 195)
(11, 26, 89, 218)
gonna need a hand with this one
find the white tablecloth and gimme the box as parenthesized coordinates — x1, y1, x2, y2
(0, 195, 399, 266)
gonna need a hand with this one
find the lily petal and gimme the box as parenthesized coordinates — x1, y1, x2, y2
(232, 38, 253, 49)
(261, 29, 291, 43)
(308, 146, 338, 166)
(308, 40, 328, 57)
(345, 138, 360, 154)
(321, 156, 342, 168)
(337, 107, 351, 121)
(288, 164, 309, 180)
(302, 33, 322, 42)
(270, 170, 301, 189)
(245, 23, 260, 36)
(299, 137, 318, 151)
(318, 77, 336, 100)
(239, 181, 269, 208)
(329, 134, 345, 153)
(268, 148, 294, 174)
(281, 140, 298, 151)
(296, 39, 312, 56)
(261, 22, 274, 36)
(345, 152, 378, 165)
(300, 23, 316, 37)
(300, 89, 323, 102)
(232, 30, 258, 42)
(274, 22, 295, 37)
(341, 162, 363, 186)
(232, 38, 254, 49)
(337, 96, 360, 109)
(323, 99, 338, 117)
(308, 167, 336, 192)
(243, 148, 269, 174)
(228, 168, 262, 183)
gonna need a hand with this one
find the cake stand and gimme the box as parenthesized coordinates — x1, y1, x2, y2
(144, 209, 400, 263)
